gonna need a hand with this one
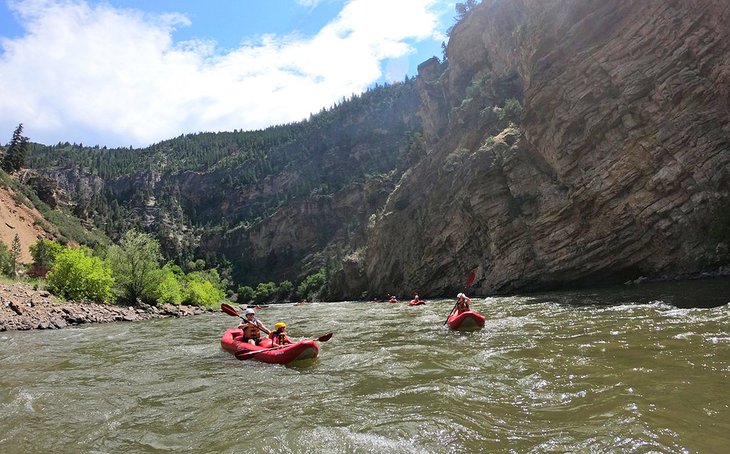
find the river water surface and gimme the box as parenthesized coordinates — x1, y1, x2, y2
(1, 279, 728, 453)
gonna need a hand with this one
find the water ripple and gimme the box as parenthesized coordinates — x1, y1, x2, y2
(1, 282, 729, 453)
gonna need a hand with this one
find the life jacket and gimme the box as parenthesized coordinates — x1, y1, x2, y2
(242, 318, 261, 339)
(456, 299, 470, 313)
(269, 330, 287, 346)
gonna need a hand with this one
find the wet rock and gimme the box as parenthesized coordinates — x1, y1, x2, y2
(9, 301, 25, 315)
(1, 283, 210, 331)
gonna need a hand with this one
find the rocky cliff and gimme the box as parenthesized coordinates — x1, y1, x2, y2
(362, 0, 730, 296)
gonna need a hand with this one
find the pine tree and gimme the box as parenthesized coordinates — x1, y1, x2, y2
(11, 234, 21, 278)
(2, 124, 29, 173)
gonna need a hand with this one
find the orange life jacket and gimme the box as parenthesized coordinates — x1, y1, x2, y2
(269, 330, 287, 345)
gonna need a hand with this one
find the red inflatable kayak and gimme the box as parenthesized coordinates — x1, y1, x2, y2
(408, 299, 425, 306)
(447, 310, 486, 330)
(221, 328, 320, 364)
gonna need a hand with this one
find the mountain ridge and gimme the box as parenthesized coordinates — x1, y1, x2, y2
(16, 0, 730, 299)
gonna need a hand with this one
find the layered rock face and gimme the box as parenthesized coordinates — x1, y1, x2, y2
(364, 0, 730, 296)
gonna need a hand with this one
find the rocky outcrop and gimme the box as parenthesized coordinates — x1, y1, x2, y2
(0, 283, 207, 331)
(207, 175, 395, 286)
(363, 0, 730, 296)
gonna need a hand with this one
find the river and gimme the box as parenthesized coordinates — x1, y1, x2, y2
(1, 279, 728, 453)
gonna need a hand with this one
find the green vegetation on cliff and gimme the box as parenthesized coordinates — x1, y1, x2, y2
(22, 79, 423, 297)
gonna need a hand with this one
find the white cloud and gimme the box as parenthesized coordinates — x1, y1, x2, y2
(0, 0, 450, 148)
(295, 0, 324, 7)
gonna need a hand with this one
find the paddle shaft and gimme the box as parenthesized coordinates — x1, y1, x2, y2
(235, 333, 332, 360)
(443, 271, 476, 325)
(221, 304, 271, 335)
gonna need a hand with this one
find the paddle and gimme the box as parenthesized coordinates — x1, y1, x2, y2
(443, 271, 477, 325)
(234, 332, 334, 360)
(221, 302, 272, 337)
(221, 303, 241, 318)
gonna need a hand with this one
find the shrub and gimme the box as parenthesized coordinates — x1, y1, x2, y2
(28, 239, 62, 277)
(106, 230, 162, 304)
(183, 273, 225, 307)
(277, 280, 294, 301)
(46, 247, 114, 303)
(496, 98, 523, 129)
(151, 264, 183, 305)
(237, 285, 255, 304)
(0, 242, 13, 276)
(297, 268, 327, 300)
(254, 281, 277, 304)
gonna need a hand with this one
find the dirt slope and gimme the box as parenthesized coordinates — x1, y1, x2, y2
(0, 185, 52, 263)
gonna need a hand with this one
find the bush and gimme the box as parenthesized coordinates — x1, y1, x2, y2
(297, 269, 327, 300)
(106, 230, 162, 304)
(277, 280, 294, 301)
(46, 247, 114, 303)
(496, 98, 523, 129)
(183, 273, 225, 307)
(237, 285, 255, 304)
(29, 239, 62, 277)
(151, 264, 183, 305)
(0, 242, 13, 276)
(254, 281, 277, 304)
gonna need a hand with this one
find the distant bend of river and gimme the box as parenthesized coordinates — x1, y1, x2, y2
(1, 279, 728, 453)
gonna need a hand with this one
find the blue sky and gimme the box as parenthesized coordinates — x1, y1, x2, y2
(0, 0, 455, 148)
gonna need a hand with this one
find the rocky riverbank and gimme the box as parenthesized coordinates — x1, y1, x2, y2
(0, 283, 209, 331)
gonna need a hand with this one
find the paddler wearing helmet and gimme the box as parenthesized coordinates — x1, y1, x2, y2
(269, 321, 291, 347)
(455, 292, 471, 314)
(237, 308, 271, 345)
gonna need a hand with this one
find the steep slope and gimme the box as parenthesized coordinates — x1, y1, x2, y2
(25, 81, 423, 287)
(363, 0, 730, 296)
(0, 185, 47, 263)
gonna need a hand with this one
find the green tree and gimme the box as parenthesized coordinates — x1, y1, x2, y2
(2, 123, 29, 173)
(46, 247, 114, 303)
(297, 269, 327, 300)
(254, 281, 277, 304)
(106, 230, 162, 304)
(277, 280, 294, 301)
(150, 264, 183, 305)
(10, 234, 21, 278)
(30, 239, 63, 270)
(237, 285, 255, 304)
(0, 242, 13, 276)
(496, 98, 523, 129)
(183, 273, 225, 307)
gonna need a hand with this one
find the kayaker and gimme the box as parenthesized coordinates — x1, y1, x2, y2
(269, 322, 291, 347)
(237, 308, 271, 345)
(455, 293, 471, 314)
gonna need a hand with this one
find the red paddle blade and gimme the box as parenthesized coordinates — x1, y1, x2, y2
(221, 303, 240, 317)
(316, 332, 333, 342)
(466, 271, 476, 288)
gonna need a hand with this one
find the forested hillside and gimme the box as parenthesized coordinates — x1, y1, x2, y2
(16, 0, 728, 302)
(23, 79, 423, 296)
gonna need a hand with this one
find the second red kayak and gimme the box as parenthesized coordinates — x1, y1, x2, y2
(447, 310, 486, 330)
(221, 328, 320, 364)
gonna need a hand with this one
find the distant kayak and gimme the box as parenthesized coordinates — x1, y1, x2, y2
(408, 299, 425, 306)
(447, 310, 485, 330)
(220, 328, 320, 364)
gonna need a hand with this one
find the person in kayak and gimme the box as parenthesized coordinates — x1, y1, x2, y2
(455, 293, 471, 314)
(237, 308, 271, 345)
(269, 322, 291, 347)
